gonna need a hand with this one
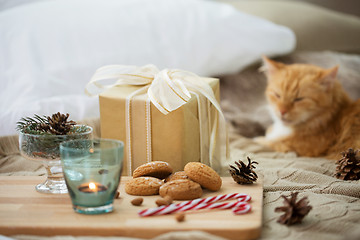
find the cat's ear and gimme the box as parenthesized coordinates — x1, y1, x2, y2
(261, 56, 284, 76)
(319, 65, 339, 90)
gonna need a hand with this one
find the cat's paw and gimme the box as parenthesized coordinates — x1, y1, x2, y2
(254, 137, 293, 153)
(253, 136, 270, 146)
(271, 143, 292, 153)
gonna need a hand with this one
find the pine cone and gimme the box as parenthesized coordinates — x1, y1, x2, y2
(335, 148, 360, 180)
(229, 157, 258, 184)
(275, 192, 312, 225)
(36, 123, 50, 132)
(47, 112, 76, 135)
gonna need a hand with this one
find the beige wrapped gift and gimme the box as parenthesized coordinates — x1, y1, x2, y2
(86, 65, 228, 176)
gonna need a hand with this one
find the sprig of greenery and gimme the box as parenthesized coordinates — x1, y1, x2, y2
(16, 114, 51, 135)
(16, 113, 89, 135)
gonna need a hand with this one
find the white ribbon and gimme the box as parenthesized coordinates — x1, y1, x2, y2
(86, 64, 229, 173)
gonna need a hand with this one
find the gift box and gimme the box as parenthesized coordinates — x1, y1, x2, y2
(87, 65, 227, 176)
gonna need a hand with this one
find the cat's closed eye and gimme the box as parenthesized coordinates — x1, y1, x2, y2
(273, 92, 280, 98)
(294, 97, 304, 102)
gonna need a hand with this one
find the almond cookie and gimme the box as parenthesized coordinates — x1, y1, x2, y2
(133, 161, 173, 179)
(164, 171, 189, 182)
(184, 162, 222, 191)
(159, 179, 202, 200)
(125, 177, 164, 196)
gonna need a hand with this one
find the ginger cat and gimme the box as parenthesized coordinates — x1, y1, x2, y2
(258, 56, 360, 159)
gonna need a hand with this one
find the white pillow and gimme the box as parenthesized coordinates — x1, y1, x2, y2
(0, 0, 295, 136)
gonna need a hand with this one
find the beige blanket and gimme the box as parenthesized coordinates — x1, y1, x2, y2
(1, 51, 360, 240)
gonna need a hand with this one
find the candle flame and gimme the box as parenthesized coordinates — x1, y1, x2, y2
(89, 148, 94, 153)
(89, 182, 96, 190)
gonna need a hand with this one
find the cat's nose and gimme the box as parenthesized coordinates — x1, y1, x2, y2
(280, 109, 288, 116)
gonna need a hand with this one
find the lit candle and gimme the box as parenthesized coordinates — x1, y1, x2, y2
(78, 182, 107, 193)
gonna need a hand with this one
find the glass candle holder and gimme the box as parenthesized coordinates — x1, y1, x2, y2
(60, 139, 123, 214)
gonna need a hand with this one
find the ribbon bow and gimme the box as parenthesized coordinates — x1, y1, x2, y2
(86, 64, 221, 115)
(86, 64, 228, 173)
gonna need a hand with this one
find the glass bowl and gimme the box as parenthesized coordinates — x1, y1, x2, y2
(18, 125, 93, 194)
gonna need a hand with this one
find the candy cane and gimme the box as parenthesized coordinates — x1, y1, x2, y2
(138, 193, 251, 217)
(232, 203, 252, 215)
(171, 193, 251, 209)
(139, 201, 250, 217)
(177, 193, 251, 206)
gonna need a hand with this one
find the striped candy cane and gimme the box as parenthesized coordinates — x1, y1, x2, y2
(232, 202, 252, 215)
(139, 201, 250, 217)
(170, 193, 250, 209)
(176, 193, 251, 206)
(138, 193, 251, 217)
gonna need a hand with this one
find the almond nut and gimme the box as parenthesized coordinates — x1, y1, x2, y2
(114, 191, 120, 199)
(175, 213, 185, 222)
(155, 198, 169, 207)
(131, 197, 143, 206)
(164, 195, 173, 204)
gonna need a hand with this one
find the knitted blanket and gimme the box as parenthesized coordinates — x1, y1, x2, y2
(1, 51, 359, 240)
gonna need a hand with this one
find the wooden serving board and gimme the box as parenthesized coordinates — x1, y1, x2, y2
(0, 176, 263, 239)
